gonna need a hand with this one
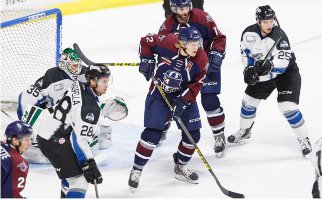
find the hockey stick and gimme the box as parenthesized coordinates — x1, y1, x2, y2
(93, 179, 99, 198)
(151, 75, 245, 198)
(73, 43, 139, 66)
(1, 110, 15, 120)
(261, 29, 282, 67)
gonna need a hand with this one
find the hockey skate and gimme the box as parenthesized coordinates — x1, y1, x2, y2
(227, 126, 252, 144)
(298, 137, 312, 157)
(214, 134, 226, 158)
(128, 168, 142, 192)
(173, 153, 198, 184)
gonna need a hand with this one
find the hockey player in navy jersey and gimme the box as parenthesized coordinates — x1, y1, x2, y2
(162, 0, 204, 18)
(1, 121, 33, 198)
(227, 5, 312, 157)
(158, 0, 227, 157)
(128, 27, 207, 190)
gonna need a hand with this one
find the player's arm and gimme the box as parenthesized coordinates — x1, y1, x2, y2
(17, 69, 52, 119)
(269, 31, 293, 74)
(71, 105, 103, 185)
(138, 33, 162, 81)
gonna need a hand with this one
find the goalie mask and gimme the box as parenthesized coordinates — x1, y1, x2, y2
(59, 48, 82, 80)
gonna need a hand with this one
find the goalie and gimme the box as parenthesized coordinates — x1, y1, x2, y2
(21, 64, 127, 198)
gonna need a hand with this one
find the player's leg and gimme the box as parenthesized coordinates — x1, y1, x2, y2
(173, 102, 201, 183)
(128, 95, 171, 190)
(37, 136, 87, 197)
(201, 93, 226, 157)
(228, 81, 275, 143)
(276, 66, 312, 156)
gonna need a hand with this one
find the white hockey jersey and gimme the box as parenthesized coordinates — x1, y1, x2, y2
(17, 67, 86, 120)
(24, 81, 101, 164)
(240, 24, 296, 82)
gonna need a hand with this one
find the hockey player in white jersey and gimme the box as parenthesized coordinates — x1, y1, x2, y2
(312, 137, 322, 198)
(28, 64, 109, 198)
(227, 5, 312, 157)
(18, 48, 112, 163)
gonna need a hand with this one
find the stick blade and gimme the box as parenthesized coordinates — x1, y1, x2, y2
(227, 191, 245, 198)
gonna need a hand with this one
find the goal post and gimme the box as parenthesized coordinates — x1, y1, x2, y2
(1, 8, 62, 110)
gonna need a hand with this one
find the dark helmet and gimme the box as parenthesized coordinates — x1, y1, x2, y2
(5, 121, 33, 141)
(178, 26, 202, 44)
(256, 5, 276, 22)
(85, 63, 111, 84)
(170, 0, 192, 13)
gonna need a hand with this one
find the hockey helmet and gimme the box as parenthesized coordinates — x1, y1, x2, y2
(256, 5, 276, 22)
(178, 26, 202, 47)
(5, 121, 33, 141)
(170, 0, 192, 13)
(85, 63, 111, 84)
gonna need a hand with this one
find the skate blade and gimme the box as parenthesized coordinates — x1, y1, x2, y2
(130, 187, 138, 193)
(215, 151, 224, 158)
(302, 152, 312, 159)
(227, 139, 249, 146)
(174, 175, 199, 184)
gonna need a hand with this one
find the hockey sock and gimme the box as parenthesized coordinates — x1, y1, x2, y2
(205, 107, 225, 137)
(240, 99, 257, 129)
(133, 128, 162, 170)
(278, 101, 308, 139)
(176, 130, 200, 164)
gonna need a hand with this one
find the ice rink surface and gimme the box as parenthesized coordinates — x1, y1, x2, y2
(2, 0, 322, 198)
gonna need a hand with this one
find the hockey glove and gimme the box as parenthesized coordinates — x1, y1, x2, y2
(243, 65, 259, 86)
(207, 50, 225, 81)
(81, 158, 103, 184)
(255, 60, 273, 76)
(139, 57, 156, 81)
(173, 98, 190, 120)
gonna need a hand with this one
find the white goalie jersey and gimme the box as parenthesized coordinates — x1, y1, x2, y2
(240, 25, 296, 82)
(18, 67, 87, 120)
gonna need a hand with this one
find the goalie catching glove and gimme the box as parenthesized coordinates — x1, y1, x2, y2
(100, 96, 128, 121)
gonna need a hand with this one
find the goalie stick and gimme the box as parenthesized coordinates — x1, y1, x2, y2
(151, 75, 245, 198)
(73, 43, 139, 66)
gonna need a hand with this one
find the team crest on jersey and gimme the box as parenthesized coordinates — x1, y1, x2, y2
(279, 40, 289, 49)
(54, 83, 64, 91)
(161, 70, 183, 93)
(17, 161, 28, 172)
(206, 15, 214, 23)
(85, 113, 95, 122)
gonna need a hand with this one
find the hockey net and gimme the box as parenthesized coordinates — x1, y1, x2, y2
(1, 8, 62, 110)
